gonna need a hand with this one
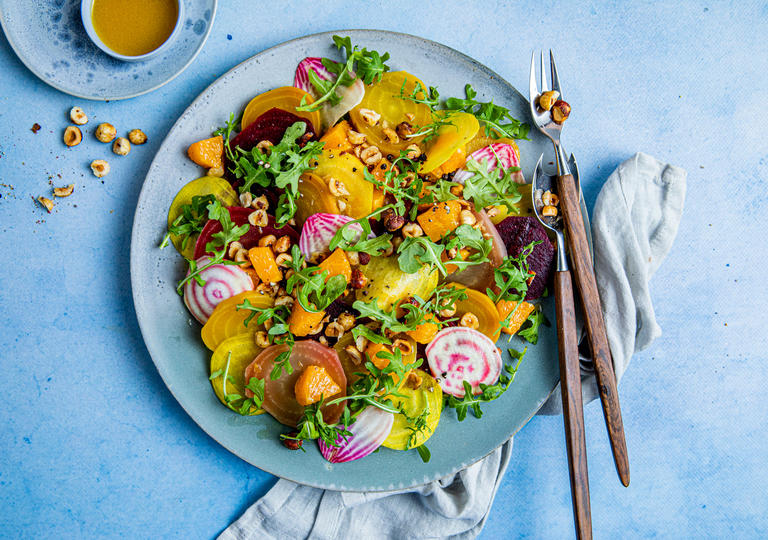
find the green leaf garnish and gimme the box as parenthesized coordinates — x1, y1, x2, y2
(444, 84, 530, 140)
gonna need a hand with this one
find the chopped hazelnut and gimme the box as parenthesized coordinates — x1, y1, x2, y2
(459, 312, 480, 330)
(37, 196, 54, 213)
(248, 209, 268, 227)
(258, 234, 277, 248)
(53, 184, 75, 198)
(360, 146, 383, 166)
(396, 122, 414, 139)
(358, 108, 381, 126)
(402, 222, 424, 238)
(69, 106, 88, 125)
(90, 159, 110, 178)
(382, 127, 400, 144)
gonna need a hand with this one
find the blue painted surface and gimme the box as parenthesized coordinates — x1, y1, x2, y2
(0, 1, 766, 538)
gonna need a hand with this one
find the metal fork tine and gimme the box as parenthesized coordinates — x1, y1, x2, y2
(550, 50, 562, 96)
(539, 51, 549, 92)
(529, 51, 539, 103)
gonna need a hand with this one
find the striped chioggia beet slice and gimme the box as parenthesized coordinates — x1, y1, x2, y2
(299, 213, 365, 260)
(453, 143, 523, 185)
(319, 406, 394, 463)
(183, 256, 254, 324)
(425, 327, 503, 398)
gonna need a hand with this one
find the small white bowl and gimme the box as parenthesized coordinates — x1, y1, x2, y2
(80, 0, 185, 62)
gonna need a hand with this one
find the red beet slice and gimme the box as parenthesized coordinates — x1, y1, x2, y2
(225, 108, 316, 188)
(494, 216, 555, 300)
(231, 108, 315, 151)
(193, 206, 299, 260)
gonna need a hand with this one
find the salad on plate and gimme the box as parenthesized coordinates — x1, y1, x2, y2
(159, 36, 557, 464)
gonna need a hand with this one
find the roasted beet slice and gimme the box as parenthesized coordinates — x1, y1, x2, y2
(231, 108, 315, 151)
(495, 216, 555, 300)
(225, 108, 316, 188)
(194, 206, 299, 259)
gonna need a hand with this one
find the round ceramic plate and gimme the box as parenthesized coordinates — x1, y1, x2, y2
(131, 30, 560, 491)
(0, 0, 216, 100)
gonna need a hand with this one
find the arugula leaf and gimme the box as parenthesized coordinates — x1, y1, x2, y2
(352, 298, 427, 334)
(296, 35, 390, 113)
(224, 121, 324, 226)
(518, 307, 549, 345)
(487, 240, 540, 304)
(439, 224, 493, 272)
(445, 347, 527, 421)
(397, 236, 447, 276)
(236, 300, 295, 380)
(328, 205, 394, 256)
(461, 157, 523, 213)
(214, 351, 265, 415)
(398, 79, 441, 110)
(416, 444, 431, 463)
(175, 200, 250, 295)
(160, 194, 216, 250)
(351, 324, 392, 345)
(283, 400, 354, 448)
(444, 84, 530, 140)
(284, 245, 347, 313)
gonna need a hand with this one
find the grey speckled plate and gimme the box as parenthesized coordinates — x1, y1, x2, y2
(130, 30, 560, 491)
(0, 0, 216, 100)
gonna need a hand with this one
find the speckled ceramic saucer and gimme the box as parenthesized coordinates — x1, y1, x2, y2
(0, 0, 217, 100)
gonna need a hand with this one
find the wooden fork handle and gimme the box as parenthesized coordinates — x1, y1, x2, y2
(556, 173, 630, 487)
(555, 270, 592, 540)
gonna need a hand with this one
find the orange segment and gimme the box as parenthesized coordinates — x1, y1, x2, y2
(247, 247, 283, 284)
(294, 365, 342, 406)
(416, 200, 463, 242)
(406, 313, 439, 344)
(496, 300, 536, 335)
(187, 135, 224, 169)
(288, 302, 326, 337)
(317, 248, 351, 283)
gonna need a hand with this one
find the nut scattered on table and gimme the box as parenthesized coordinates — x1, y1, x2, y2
(53, 184, 75, 198)
(551, 100, 571, 123)
(128, 129, 147, 145)
(69, 106, 88, 125)
(37, 196, 54, 213)
(112, 137, 131, 156)
(538, 90, 560, 111)
(95, 122, 117, 143)
(63, 126, 82, 147)
(90, 159, 110, 178)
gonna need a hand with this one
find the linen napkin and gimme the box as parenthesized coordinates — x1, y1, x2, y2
(219, 152, 687, 540)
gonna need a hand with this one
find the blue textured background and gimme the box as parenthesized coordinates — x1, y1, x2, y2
(1, 1, 766, 538)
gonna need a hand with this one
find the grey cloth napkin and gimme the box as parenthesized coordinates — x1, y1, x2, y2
(219, 152, 686, 540)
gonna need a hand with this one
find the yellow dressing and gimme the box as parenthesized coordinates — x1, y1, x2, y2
(91, 0, 178, 56)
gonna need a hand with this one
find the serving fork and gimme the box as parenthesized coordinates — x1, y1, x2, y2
(532, 156, 591, 540)
(529, 51, 630, 488)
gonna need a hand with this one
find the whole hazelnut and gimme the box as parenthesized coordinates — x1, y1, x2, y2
(537, 90, 560, 112)
(551, 100, 571, 123)
(128, 129, 147, 145)
(95, 122, 117, 143)
(112, 137, 131, 156)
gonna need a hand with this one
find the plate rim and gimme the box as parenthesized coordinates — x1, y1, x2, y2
(130, 28, 559, 491)
(0, 0, 218, 101)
